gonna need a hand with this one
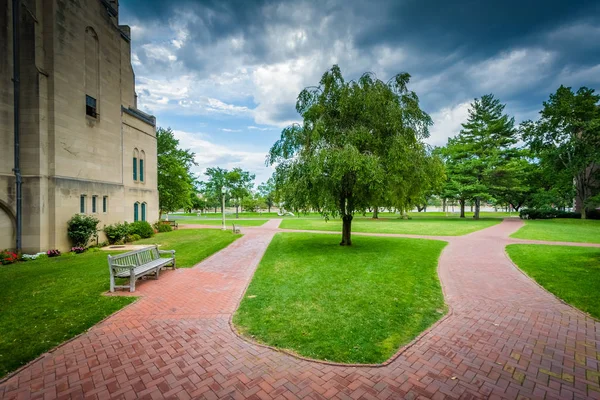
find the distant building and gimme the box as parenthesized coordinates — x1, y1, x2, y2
(1, 0, 158, 252)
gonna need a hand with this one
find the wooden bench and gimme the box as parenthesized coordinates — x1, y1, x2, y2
(161, 220, 178, 229)
(232, 223, 241, 234)
(107, 246, 176, 292)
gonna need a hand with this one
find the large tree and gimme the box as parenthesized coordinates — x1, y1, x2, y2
(157, 127, 197, 218)
(440, 94, 518, 219)
(268, 65, 435, 245)
(521, 86, 600, 218)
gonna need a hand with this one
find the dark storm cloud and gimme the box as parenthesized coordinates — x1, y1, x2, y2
(120, 0, 600, 135)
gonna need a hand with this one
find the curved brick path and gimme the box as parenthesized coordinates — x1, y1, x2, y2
(2, 219, 600, 399)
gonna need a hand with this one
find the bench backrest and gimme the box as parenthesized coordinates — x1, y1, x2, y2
(108, 246, 160, 268)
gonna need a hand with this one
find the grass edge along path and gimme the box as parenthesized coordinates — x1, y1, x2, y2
(510, 219, 600, 244)
(279, 217, 501, 236)
(506, 244, 600, 319)
(0, 229, 240, 378)
(234, 232, 448, 364)
(134, 229, 241, 267)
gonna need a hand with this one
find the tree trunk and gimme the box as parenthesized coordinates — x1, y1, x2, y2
(340, 214, 353, 246)
(582, 207, 587, 219)
(236, 205, 239, 219)
(470, 203, 473, 212)
(268, 205, 271, 213)
(214, 206, 218, 213)
(459, 199, 465, 218)
(442, 198, 446, 212)
(474, 198, 481, 220)
(373, 207, 379, 219)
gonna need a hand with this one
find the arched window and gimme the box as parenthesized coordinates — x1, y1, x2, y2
(134, 202, 139, 222)
(133, 148, 139, 181)
(141, 202, 147, 221)
(85, 27, 99, 118)
(139, 150, 145, 182)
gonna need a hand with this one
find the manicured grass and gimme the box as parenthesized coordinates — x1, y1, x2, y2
(233, 233, 447, 364)
(0, 229, 239, 378)
(510, 219, 600, 244)
(133, 229, 240, 267)
(407, 211, 514, 218)
(0, 251, 135, 378)
(279, 217, 500, 236)
(176, 219, 269, 227)
(506, 245, 600, 319)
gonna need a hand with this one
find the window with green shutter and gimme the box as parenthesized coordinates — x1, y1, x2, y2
(134, 202, 139, 222)
(103, 196, 108, 213)
(133, 157, 137, 180)
(140, 159, 144, 182)
(92, 196, 97, 213)
(80, 195, 86, 213)
(141, 203, 146, 221)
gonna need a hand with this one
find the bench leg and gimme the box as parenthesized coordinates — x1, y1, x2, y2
(130, 274, 136, 292)
(155, 268, 160, 279)
(110, 274, 115, 293)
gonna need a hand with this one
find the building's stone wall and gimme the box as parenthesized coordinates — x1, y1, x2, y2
(0, 0, 158, 252)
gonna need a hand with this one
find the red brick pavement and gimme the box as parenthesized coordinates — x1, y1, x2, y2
(2, 218, 600, 399)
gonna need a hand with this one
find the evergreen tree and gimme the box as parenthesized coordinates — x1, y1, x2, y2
(440, 94, 517, 219)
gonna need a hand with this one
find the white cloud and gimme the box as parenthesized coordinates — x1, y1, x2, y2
(172, 130, 274, 183)
(469, 49, 555, 93)
(426, 101, 471, 147)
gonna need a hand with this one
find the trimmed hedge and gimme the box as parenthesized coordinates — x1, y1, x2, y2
(520, 208, 600, 220)
(129, 221, 154, 239)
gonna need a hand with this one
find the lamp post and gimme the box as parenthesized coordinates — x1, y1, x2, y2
(221, 187, 226, 230)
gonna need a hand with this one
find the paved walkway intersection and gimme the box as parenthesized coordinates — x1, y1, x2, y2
(1, 219, 599, 399)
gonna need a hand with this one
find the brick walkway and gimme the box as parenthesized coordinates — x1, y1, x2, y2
(2, 219, 600, 399)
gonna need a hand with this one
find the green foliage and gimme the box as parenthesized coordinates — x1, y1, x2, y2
(157, 127, 198, 215)
(67, 214, 100, 247)
(234, 233, 447, 363)
(153, 221, 173, 232)
(126, 234, 142, 242)
(202, 167, 255, 215)
(268, 65, 438, 245)
(439, 94, 519, 219)
(128, 221, 154, 239)
(257, 177, 277, 212)
(103, 222, 130, 244)
(521, 86, 600, 218)
(519, 208, 580, 220)
(507, 245, 600, 318)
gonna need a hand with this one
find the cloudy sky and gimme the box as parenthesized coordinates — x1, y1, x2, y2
(119, 0, 600, 184)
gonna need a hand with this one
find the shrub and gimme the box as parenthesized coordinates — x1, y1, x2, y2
(154, 221, 173, 233)
(104, 222, 130, 244)
(67, 214, 100, 247)
(520, 208, 587, 220)
(1, 250, 19, 265)
(46, 249, 61, 257)
(71, 246, 86, 254)
(129, 221, 154, 239)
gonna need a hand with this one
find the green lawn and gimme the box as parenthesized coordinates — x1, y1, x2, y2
(279, 217, 500, 236)
(233, 233, 447, 364)
(0, 252, 134, 378)
(133, 229, 240, 267)
(0, 229, 239, 378)
(175, 219, 268, 227)
(506, 245, 600, 319)
(510, 219, 600, 244)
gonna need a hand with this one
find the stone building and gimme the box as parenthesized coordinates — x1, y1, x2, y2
(1, 0, 159, 253)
